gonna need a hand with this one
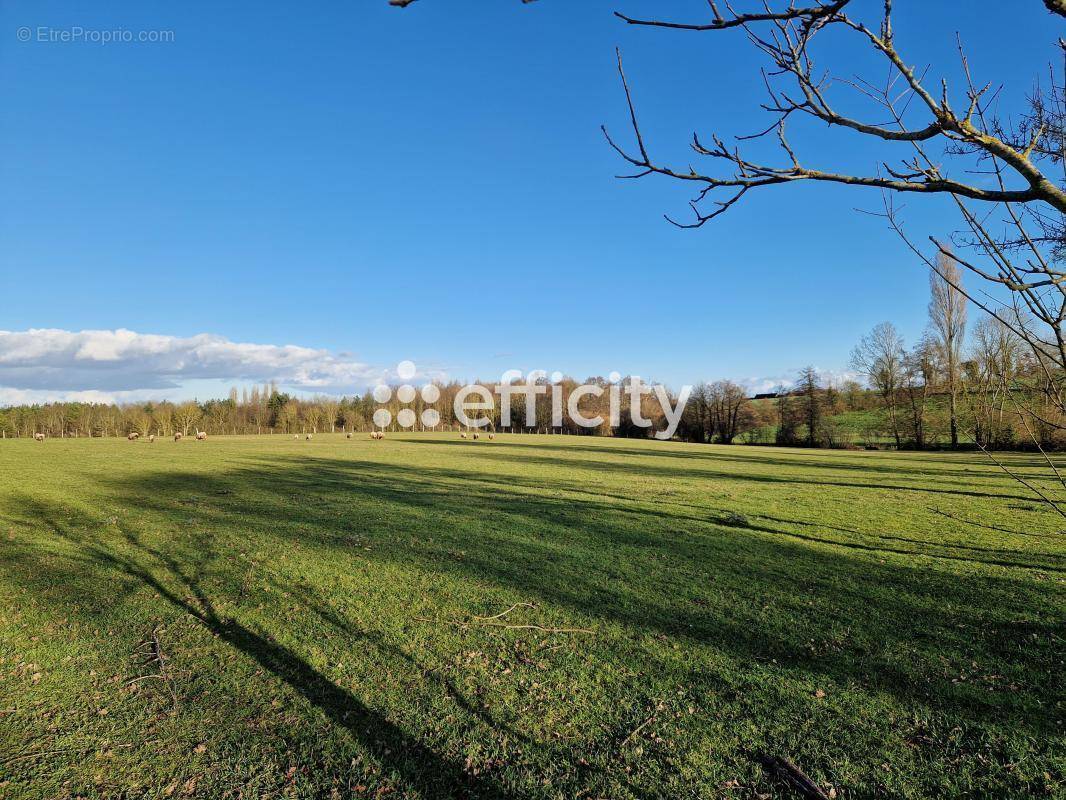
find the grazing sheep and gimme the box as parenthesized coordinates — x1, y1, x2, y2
(488, 432, 495, 440)
(460, 432, 467, 439)
(174, 432, 183, 442)
(149, 434, 156, 443)
(34, 433, 44, 442)
(195, 431, 207, 441)
(294, 434, 299, 440)
(128, 432, 139, 441)
(346, 432, 352, 439)
(472, 432, 480, 440)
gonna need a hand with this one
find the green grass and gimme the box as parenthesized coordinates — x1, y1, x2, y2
(0, 433, 1063, 798)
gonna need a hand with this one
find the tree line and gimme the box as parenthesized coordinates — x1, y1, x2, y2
(0, 257, 1055, 449)
(0, 379, 686, 440)
(677, 257, 1061, 452)
(0, 248, 1057, 449)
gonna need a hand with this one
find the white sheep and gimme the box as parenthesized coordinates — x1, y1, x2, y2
(346, 432, 352, 439)
(128, 432, 139, 441)
(460, 432, 467, 439)
(488, 432, 495, 440)
(174, 432, 183, 442)
(149, 434, 156, 443)
(472, 432, 480, 440)
(196, 431, 207, 441)
(34, 433, 44, 442)
(306, 433, 313, 440)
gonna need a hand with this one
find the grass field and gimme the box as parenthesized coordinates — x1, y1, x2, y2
(0, 433, 1063, 799)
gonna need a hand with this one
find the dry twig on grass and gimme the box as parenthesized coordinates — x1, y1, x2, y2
(415, 602, 594, 635)
(620, 700, 665, 748)
(1, 743, 133, 768)
(127, 624, 179, 707)
(758, 754, 831, 800)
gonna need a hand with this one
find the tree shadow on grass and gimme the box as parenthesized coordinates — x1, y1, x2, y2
(32, 456, 1064, 729)
(433, 437, 1060, 479)
(212, 451, 1062, 571)
(1, 451, 1064, 795)
(0, 494, 527, 799)
(401, 440, 1045, 504)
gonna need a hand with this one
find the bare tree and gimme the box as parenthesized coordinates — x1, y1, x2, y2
(601, 2, 1066, 363)
(131, 408, 154, 439)
(797, 367, 822, 447)
(600, 0, 1066, 511)
(903, 337, 938, 449)
(174, 402, 201, 438)
(389, 4, 1066, 383)
(605, 2, 1066, 220)
(928, 250, 967, 446)
(684, 382, 713, 442)
(851, 322, 905, 448)
(320, 399, 340, 433)
(969, 316, 1025, 449)
(153, 404, 173, 437)
(709, 380, 749, 443)
(302, 405, 322, 434)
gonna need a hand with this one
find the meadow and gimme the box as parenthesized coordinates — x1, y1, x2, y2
(0, 433, 1062, 799)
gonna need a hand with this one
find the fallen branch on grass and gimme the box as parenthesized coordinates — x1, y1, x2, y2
(471, 601, 535, 621)
(124, 674, 168, 686)
(415, 602, 594, 635)
(416, 618, 595, 635)
(130, 623, 179, 706)
(757, 754, 831, 800)
(1, 743, 133, 767)
(620, 701, 665, 747)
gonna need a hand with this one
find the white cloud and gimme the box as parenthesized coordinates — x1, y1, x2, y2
(0, 328, 389, 402)
(0, 328, 863, 406)
(0, 386, 173, 406)
(737, 368, 863, 396)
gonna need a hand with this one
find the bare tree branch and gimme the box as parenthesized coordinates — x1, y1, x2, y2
(606, 3, 1066, 228)
(614, 0, 851, 31)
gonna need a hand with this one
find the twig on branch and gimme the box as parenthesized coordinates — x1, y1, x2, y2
(973, 439, 1066, 518)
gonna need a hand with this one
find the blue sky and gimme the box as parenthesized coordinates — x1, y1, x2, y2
(0, 1, 1058, 400)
